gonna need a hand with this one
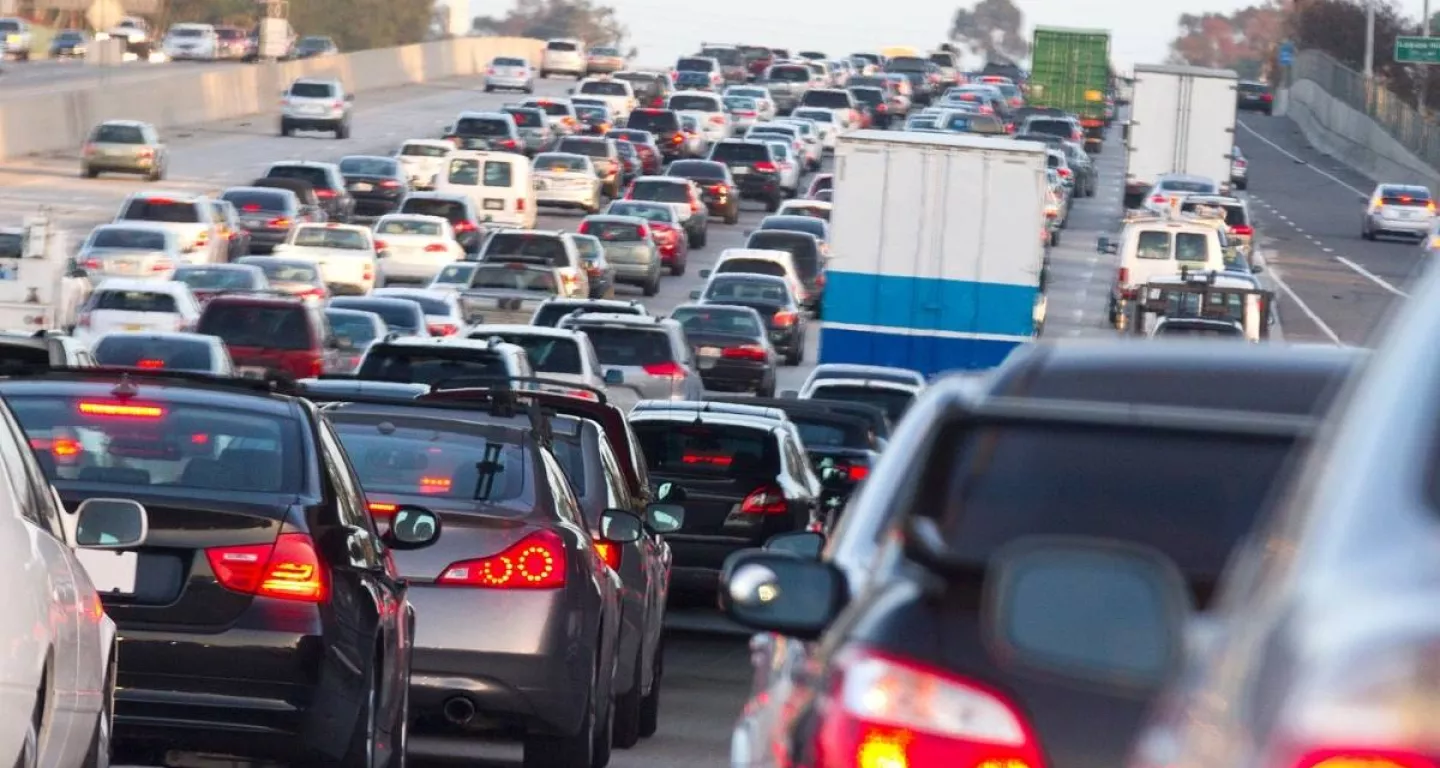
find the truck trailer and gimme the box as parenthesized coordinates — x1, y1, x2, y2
(1123, 63, 1239, 209)
(821, 130, 1049, 377)
(1028, 26, 1111, 153)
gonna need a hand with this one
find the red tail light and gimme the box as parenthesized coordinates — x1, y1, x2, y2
(268, 217, 292, 228)
(367, 502, 397, 516)
(593, 540, 621, 570)
(424, 243, 448, 252)
(78, 401, 164, 418)
(708, 184, 726, 194)
(136, 359, 165, 369)
(635, 225, 650, 239)
(77, 312, 91, 329)
(487, 67, 496, 75)
(83, 258, 101, 270)
(740, 485, 788, 515)
(315, 189, 336, 198)
(642, 361, 685, 379)
(773, 310, 797, 327)
(671, 133, 684, 144)
(373, 239, 387, 251)
(206, 533, 328, 603)
(1151, 195, 1167, 204)
(308, 357, 324, 377)
(814, 647, 1043, 768)
(564, 388, 599, 401)
(379, 179, 401, 188)
(737, 110, 757, 117)
(436, 530, 566, 589)
(516, 199, 525, 212)
(242, 203, 262, 212)
(1057, 167, 1072, 178)
(577, 221, 590, 235)
(1230, 225, 1254, 236)
(847, 464, 870, 481)
(1118, 267, 1130, 285)
(428, 323, 458, 336)
(1262, 93, 1274, 102)
(754, 161, 778, 173)
(454, 220, 477, 233)
(722, 345, 768, 361)
(709, 115, 725, 124)
(1286, 748, 1438, 768)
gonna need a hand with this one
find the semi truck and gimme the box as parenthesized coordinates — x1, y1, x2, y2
(1122, 63, 1239, 209)
(1028, 26, 1111, 153)
(821, 130, 1049, 377)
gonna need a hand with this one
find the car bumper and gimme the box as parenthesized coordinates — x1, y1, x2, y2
(734, 175, 779, 199)
(84, 157, 155, 173)
(351, 191, 403, 216)
(1372, 215, 1432, 235)
(486, 76, 531, 89)
(697, 358, 771, 391)
(536, 186, 598, 207)
(612, 261, 657, 284)
(242, 227, 289, 252)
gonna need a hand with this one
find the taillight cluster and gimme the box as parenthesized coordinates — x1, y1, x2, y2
(436, 530, 566, 589)
(642, 361, 685, 379)
(722, 344, 767, 361)
(207, 533, 328, 603)
(740, 485, 787, 515)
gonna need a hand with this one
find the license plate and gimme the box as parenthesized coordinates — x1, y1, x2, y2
(124, 324, 145, 331)
(239, 366, 267, 379)
(699, 346, 722, 357)
(244, 220, 260, 228)
(352, 182, 373, 192)
(302, 105, 325, 115)
(732, 167, 749, 175)
(75, 550, 138, 595)
(483, 199, 505, 210)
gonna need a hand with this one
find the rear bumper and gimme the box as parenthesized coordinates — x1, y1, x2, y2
(486, 76, 532, 89)
(735, 176, 780, 199)
(351, 191, 403, 216)
(698, 359, 770, 391)
(1371, 215, 1432, 235)
(243, 228, 289, 252)
(612, 261, 658, 284)
(281, 114, 344, 129)
(537, 187, 599, 207)
(84, 157, 155, 173)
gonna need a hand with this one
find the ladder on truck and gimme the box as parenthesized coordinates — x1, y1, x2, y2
(0, 213, 71, 332)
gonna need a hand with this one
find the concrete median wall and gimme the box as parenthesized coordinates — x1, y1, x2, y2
(1281, 78, 1440, 191)
(0, 36, 543, 161)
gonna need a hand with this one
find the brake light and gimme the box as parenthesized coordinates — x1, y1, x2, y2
(1262, 92, 1274, 102)
(136, 359, 165, 369)
(737, 110, 756, 117)
(691, 199, 704, 213)
(315, 189, 336, 198)
(1430, 201, 1437, 213)
(487, 67, 496, 75)
(642, 361, 685, 379)
(593, 540, 621, 570)
(1057, 167, 1071, 178)
(454, 220, 477, 233)
(436, 530, 566, 589)
(683, 453, 732, 466)
(82, 143, 96, 156)
(367, 502, 397, 516)
(516, 198, 525, 212)
(424, 243, 448, 252)
(77, 312, 91, 329)
(773, 310, 797, 327)
(195, 230, 209, 247)
(379, 179, 401, 188)
(206, 533, 328, 603)
(373, 239, 388, 252)
(78, 401, 164, 418)
(419, 476, 452, 493)
(268, 217, 292, 228)
(754, 161, 778, 173)
(814, 647, 1042, 768)
(672, 134, 684, 144)
(1230, 225, 1254, 236)
(83, 259, 101, 270)
(308, 357, 323, 377)
(722, 345, 768, 361)
(636, 225, 650, 239)
(740, 485, 788, 515)
(1118, 267, 1130, 285)
(1151, 195, 1167, 204)
(565, 388, 598, 401)
(242, 203, 262, 212)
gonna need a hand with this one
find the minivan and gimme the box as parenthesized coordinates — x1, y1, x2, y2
(434, 150, 536, 229)
(541, 37, 586, 79)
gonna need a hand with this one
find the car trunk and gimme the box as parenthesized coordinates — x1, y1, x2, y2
(684, 329, 764, 372)
(362, 495, 547, 583)
(459, 266, 558, 324)
(632, 421, 780, 537)
(229, 346, 321, 379)
(91, 309, 183, 336)
(89, 248, 173, 279)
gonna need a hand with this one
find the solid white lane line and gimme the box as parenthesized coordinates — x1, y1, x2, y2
(1236, 119, 1368, 197)
(1335, 256, 1408, 296)
(1268, 266, 1346, 345)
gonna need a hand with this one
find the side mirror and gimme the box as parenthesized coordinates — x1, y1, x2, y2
(380, 505, 443, 550)
(983, 535, 1191, 691)
(603, 368, 625, 385)
(346, 93, 354, 101)
(443, 124, 454, 134)
(74, 498, 149, 549)
(600, 508, 643, 543)
(688, 289, 701, 300)
(763, 530, 825, 558)
(69, 266, 89, 279)
(654, 481, 687, 503)
(699, 268, 711, 278)
(644, 502, 684, 533)
(466, 312, 485, 325)
(778, 389, 798, 399)
(719, 549, 847, 640)
(567, 87, 575, 94)
(1096, 236, 1111, 254)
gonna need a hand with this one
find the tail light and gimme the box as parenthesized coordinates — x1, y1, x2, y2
(1262, 93, 1274, 102)
(316, 189, 336, 199)
(428, 323, 458, 336)
(708, 184, 727, 194)
(1118, 267, 1130, 285)
(379, 179, 401, 188)
(737, 110, 757, 117)
(194, 230, 209, 248)
(709, 115, 725, 124)
(754, 161, 778, 173)
(1151, 195, 1167, 204)
(424, 243, 448, 252)
(332, 100, 344, 109)
(136, 359, 165, 369)
(779, 161, 794, 172)
(516, 199, 525, 212)
(740, 485, 788, 515)
(454, 220, 478, 233)
(773, 310, 797, 327)
(1057, 167, 1072, 178)
(151, 261, 172, 273)
(502, 138, 519, 150)
(1430, 201, 1437, 213)
(362, 263, 374, 281)
(671, 134, 684, 145)
(138, 148, 154, 159)
(577, 221, 591, 235)
(301, 287, 326, 300)
(642, 361, 685, 379)
(83, 258, 101, 270)
(268, 217, 291, 228)
(1230, 225, 1254, 236)
(82, 143, 96, 157)
(308, 357, 324, 377)
(367, 502, 397, 516)
(813, 647, 1043, 768)
(593, 540, 621, 570)
(722, 345, 768, 361)
(373, 239, 387, 251)
(691, 199, 704, 214)
(242, 203, 262, 212)
(435, 530, 566, 589)
(487, 67, 496, 75)
(206, 533, 328, 603)
(847, 464, 869, 481)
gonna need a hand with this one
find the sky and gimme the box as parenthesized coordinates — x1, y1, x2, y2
(512, 0, 1434, 72)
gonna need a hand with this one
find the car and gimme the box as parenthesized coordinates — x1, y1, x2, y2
(77, 224, 183, 283)
(196, 292, 339, 378)
(625, 108, 687, 161)
(213, 24, 247, 59)
(48, 26, 87, 57)
(0, 329, 94, 371)
(397, 192, 486, 255)
(718, 341, 1360, 768)
(520, 97, 583, 136)
(0, 370, 443, 766)
(776, 199, 831, 220)
(1230, 145, 1249, 190)
(756, 214, 829, 251)
(724, 94, 764, 132)
(761, 63, 814, 114)
(613, 140, 642, 186)
(533, 152, 605, 214)
(744, 229, 825, 311)
(73, 279, 200, 346)
(606, 130, 663, 175)
(847, 85, 891, 127)
(113, 191, 225, 264)
(707, 140, 784, 211)
(353, 334, 533, 385)
(462, 324, 610, 392)
(553, 136, 624, 198)
(279, 77, 352, 138)
(672, 57, 724, 91)
(161, 22, 218, 60)
(337, 155, 408, 217)
(1180, 194, 1256, 251)
(723, 84, 777, 121)
(600, 201, 690, 277)
(245, 178, 329, 226)
(669, 303, 778, 395)
(706, 247, 810, 306)
(699, 45, 748, 84)
(395, 139, 455, 189)
(557, 313, 704, 400)
(485, 55, 536, 92)
(667, 90, 730, 144)
(755, 139, 802, 197)
(91, 330, 234, 374)
(612, 70, 672, 109)
(1236, 79, 1274, 113)
(263, 161, 355, 223)
(371, 213, 466, 287)
(575, 77, 638, 122)
(372, 286, 466, 336)
(81, 120, 166, 180)
(665, 160, 741, 225)
(572, 101, 618, 136)
(675, 113, 709, 158)
(585, 45, 626, 75)
(235, 256, 328, 299)
(272, 223, 378, 296)
(795, 369, 922, 423)
(323, 306, 385, 373)
(617, 178, 709, 248)
(541, 37, 586, 78)
(1059, 139, 1098, 197)
(171, 263, 270, 305)
(479, 229, 591, 298)
(800, 363, 926, 393)
(1143, 172, 1222, 214)
(292, 34, 337, 57)
(503, 107, 556, 156)
(330, 295, 427, 336)
(444, 111, 524, 153)
(1363, 183, 1436, 240)
(691, 272, 807, 365)
(795, 90, 858, 133)
(209, 198, 251, 260)
(579, 214, 664, 294)
(531, 297, 650, 327)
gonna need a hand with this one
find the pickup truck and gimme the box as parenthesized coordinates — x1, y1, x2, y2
(273, 223, 377, 295)
(453, 257, 563, 324)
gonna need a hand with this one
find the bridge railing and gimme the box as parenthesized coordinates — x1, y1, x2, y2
(1295, 47, 1440, 171)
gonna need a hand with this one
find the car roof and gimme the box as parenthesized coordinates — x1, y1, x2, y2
(0, 375, 301, 418)
(467, 323, 584, 340)
(325, 307, 383, 318)
(709, 272, 788, 285)
(95, 331, 217, 343)
(333, 296, 423, 309)
(563, 312, 670, 328)
(93, 278, 189, 293)
(808, 363, 924, 385)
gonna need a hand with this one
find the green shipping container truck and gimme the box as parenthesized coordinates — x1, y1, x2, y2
(1028, 26, 1111, 153)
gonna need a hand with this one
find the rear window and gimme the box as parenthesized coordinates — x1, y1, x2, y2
(809, 384, 913, 422)
(494, 56, 526, 66)
(701, 49, 741, 66)
(711, 142, 770, 163)
(1181, 202, 1248, 227)
(400, 143, 450, 158)
(328, 411, 534, 508)
(528, 101, 572, 116)
(791, 415, 869, 449)
(588, 221, 645, 241)
(801, 91, 849, 108)
(850, 87, 884, 104)
(1381, 187, 1431, 205)
(670, 94, 719, 112)
(547, 40, 578, 52)
(677, 57, 713, 71)
(293, 226, 368, 250)
(377, 218, 443, 237)
(93, 336, 215, 371)
(1159, 179, 1218, 194)
(0, 232, 21, 259)
(558, 139, 609, 158)
(886, 56, 928, 72)
(472, 265, 557, 291)
(401, 198, 465, 221)
(1155, 322, 1244, 338)
(746, 232, 819, 275)
(795, 109, 834, 123)
(455, 118, 511, 137)
(357, 347, 508, 386)
(8, 396, 303, 494)
(628, 110, 680, 132)
(0, 344, 48, 374)
(769, 66, 811, 82)
(198, 304, 311, 350)
(92, 124, 144, 144)
(1238, 82, 1270, 93)
(485, 233, 567, 264)
(763, 218, 825, 239)
(381, 293, 450, 315)
(326, 311, 381, 344)
(572, 326, 673, 366)
(1025, 119, 1073, 138)
(174, 266, 259, 291)
(705, 278, 788, 304)
(339, 157, 397, 176)
(633, 422, 779, 477)
(670, 307, 763, 338)
(717, 258, 785, 277)
(119, 198, 201, 224)
(169, 27, 204, 37)
(288, 81, 334, 98)
(267, 165, 330, 188)
(433, 263, 476, 286)
(246, 260, 319, 283)
(628, 181, 691, 204)
(491, 334, 582, 374)
(91, 228, 168, 250)
(93, 290, 178, 313)
(1177, 232, 1210, 261)
(331, 300, 422, 332)
(669, 161, 725, 180)
(506, 110, 544, 128)
(581, 81, 628, 96)
(222, 189, 291, 212)
(446, 159, 514, 187)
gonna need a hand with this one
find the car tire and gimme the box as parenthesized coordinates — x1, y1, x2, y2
(321, 659, 379, 767)
(643, 274, 660, 297)
(725, 209, 739, 225)
(670, 257, 685, 276)
(612, 644, 644, 749)
(484, 84, 494, 93)
(638, 637, 662, 738)
(692, 228, 707, 249)
(540, 69, 550, 78)
(336, 122, 350, 140)
(757, 379, 776, 397)
(81, 165, 98, 179)
(1363, 224, 1375, 241)
(1050, 230, 1060, 247)
(785, 344, 802, 366)
(523, 673, 596, 768)
(280, 120, 291, 137)
(765, 195, 781, 213)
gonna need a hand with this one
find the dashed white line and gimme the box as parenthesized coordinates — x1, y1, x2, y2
(1236, 119, 1368, 198)
(1335, 256, 1408, 296)
(1323, 247, 1334, 253)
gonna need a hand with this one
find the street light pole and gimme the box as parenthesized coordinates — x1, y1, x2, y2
(1424, 0, 1433, 116)
(1364, 0, 1375, 108)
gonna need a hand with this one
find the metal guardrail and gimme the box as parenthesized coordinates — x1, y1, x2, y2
(1295, 48, 1440, 170)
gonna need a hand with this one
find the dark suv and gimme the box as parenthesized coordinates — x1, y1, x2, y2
(220, 186, 305, 253)
(708, 140, 783, 211)
(625, 109, 685, 160)
(197, 294, 339, 379)
(263, 161, 354, 223)
(666, 160, 740, 224)
(0, 370, 443, 766)
(1237, 80, 1274, 114)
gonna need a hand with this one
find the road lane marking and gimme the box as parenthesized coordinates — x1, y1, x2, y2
(1236, 119, 1368, 198)
(1335, 256, 1408, 296)
(1267, 265, 1346, 345)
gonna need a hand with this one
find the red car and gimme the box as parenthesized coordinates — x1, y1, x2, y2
(607, 129, 663, 175)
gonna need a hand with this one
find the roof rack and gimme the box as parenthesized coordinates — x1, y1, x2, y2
(7, 366, 303, 396)
(631, 399, 789, 422)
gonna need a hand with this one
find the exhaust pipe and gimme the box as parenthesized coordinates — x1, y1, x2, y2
(443, 696, 476, 726)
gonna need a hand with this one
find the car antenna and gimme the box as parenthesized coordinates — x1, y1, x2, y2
(111, 374, 139, 399)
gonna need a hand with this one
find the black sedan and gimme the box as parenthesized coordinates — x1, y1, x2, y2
(666, 160, 740, 225)
(691, 272, 808, 365)
(671, 303, 778, 395)
(338, 155, 408, 218)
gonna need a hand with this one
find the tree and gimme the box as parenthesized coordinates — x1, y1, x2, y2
(159, 0, 433, 49)
(1167, 3, 1285, 80)
(949, 0, 1029, 62)
(1294, 0, 1421, 96)
(472, 0, 628, 47)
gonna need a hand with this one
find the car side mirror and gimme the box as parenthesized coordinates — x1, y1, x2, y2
(644, 503, 684, 533)
(600, 508, 643, 543)
(1097, 236, 1112, 254)
(73, 498, 149, 549)
(603, 368, 625, 385)
(763, 530, 825, 559)
(983, 534, 1191, 692)
(698, 268, 711, 278)
(1249, 263, 1264, 274)
(380, 505, 443, 550)
(443, 124, 454, 134)
(720, 549, 847, 640)
(688, 289, 701, 300)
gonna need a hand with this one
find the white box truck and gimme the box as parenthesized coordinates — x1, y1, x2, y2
(821, 130, 1049, 377)
(1122, 63, 1239, 209)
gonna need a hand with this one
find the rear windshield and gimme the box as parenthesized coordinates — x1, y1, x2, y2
(850, 87, 884, 104)
(705, 278, 788, 304)
(289, 82, 335, 98)
(446, 159, 513, 187)
(763, 219, 825, 239)
(746, 232, 819, 274)
(1181, 202, 1248, 227)
(547, 40, 578, 51)
(628, 181, 690, 204)
(670, 94, 719, 112)
(528, 101, 572, 116)
(791, 415, 869, 450)
(506, 110, 544, 128)
(357, 347, 508, 386)
(769, 66, 811, 82)
(267, 165, 330, 188)
(0, 232, 21, 259)
(471, 266, 556, 291)
(339, 157, 397, 176)
(93, 290, 178, 313)
(330, 300, 422, 331)
(558, 139, 609, 158)
(717, 258, 785, 277)
(491, 333, 582, 374)
(571, 326, 672, 366)
(886, 56, 928, 72)
(670, 162, 725, 180)
(326, 311, 381, 344)
(92, 124, 144, 144)
(223, 189, 292, 212)
(810, 384, 913, 422)
(533, 302, 641, 327)
(795, 109, 834, 123)
(8, 396, 303, 494)
(1238, 82, 1270, 93)
(1159, 179, 1218, 194)
(677, 57, 713, 71)
(455, 118, 511, 137)
(588, 220, 646, 241)
(119, 198, 200, 224)
(628, 110, 680, 132)
(711, 142, 770, 162)
(93, 336, 215, 371)
(801, 91, 849, 108)
(91, 228, 168, 250)
(198, 304, 311, 350)
(670, 307, 763, 338)
(400, 143, 450, 158)
(377, 218, 443, 237)
(245, 260, 318, 283)
(169, 27, 204, 37)
(174, 267, 260, 291)
(485, 233, 567, 265)
(1381, 187, 1432, 205)
(574, 105, 609, 122)
(581, 81, 628, 96)
(328, 411, 534, 508)
(634, 422, 778, 477)
(401, 198, 465, 221)
(379, 293, 450, 315)
(0, 344, 48, 374)
(1155, 323, 1244, 337)
(1025, 119, 1073, 138)
(293, 227, 368, 250)
(494, 56, 526, 66)
(433, 263, 476, 286)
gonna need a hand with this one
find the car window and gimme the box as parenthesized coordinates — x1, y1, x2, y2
(485, 233, 567, 263)
(547, 40, 578, 52)
(670, 95, 719, 112)
(633, 421, 779, 478)
(558, 139, 609, 158)
(574, 105, 609, 122)
(801, 91, 849, 108)
(377, 218, 443, 236)
(711, 143, 770, 163)
(716, 258, 785, 278)
(484, 162, 513, 187)
(288, 81, 335, 98)
(581, 81, 627, 96)
(0, 344, 49, 374)
(1158, 179, 1217, 194)
(0, 232, 21, 259)
(118, 198, 201, 224)
(357, 347, 508, 385)
(1176, 232, 1210, 262)
(671, 307, 763, 337)
(174, 267, 259, 291)
(245, 260, 319, 283)
(627, 180, 691, 204)
(330, 300, 422, 332)
(433, 263, 476, 286)
(267, 165, 330, 188)
(223, 190, 291, 212)
(198, 304, 312, 350)
(293, 227, 368, 250)
(677, 57, 712, 71)
(401, 198, 465, 221)
(447, 159, 480, 185)
(588, 220, 646, 240)
(494, 56, 526, 66)
(506, 110, 544, 128)
(492, 334, 583, 374)
(705, 278, 787, 303)
(1135, 230, 1172, 260)
(455, 118, 511, 137)
(810, 384, 912, 422)
(573, 326, 674, 366)
(93, 336, 215, 371)
(769, 66, 811, 82)
(670, 162, 725, 180)
(92, 124, 145, 144)
(627, 110, 680, 132)
(339, 157, 397, 176)
(91, 228, 168, 250)
(471, 266, 556, 291)
(400, 143, 450, 158)
(326, 312, 381, 345)
(379, 293, 450, 315)
(789, 415, 868, 449)
(92, 290, 178, 313)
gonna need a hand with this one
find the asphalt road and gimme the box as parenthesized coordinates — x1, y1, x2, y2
(0, 75, 1136, 767)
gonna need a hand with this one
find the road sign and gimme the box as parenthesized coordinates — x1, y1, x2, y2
(1397, 36, 1440, 64)
(84, 0, 124, 33)
(1279, 41, 1294, 66)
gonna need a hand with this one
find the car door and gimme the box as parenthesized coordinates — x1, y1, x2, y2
(600, 440, 660, 650)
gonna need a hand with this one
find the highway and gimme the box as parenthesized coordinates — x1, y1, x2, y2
(0, 57, 245, 94)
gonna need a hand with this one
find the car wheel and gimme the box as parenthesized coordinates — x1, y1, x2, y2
(1237, 180, 1248, 190)
(670, 256, 685, 276)
(643, 275, 660, 297)
(724, 206, 739, 225)
(757, 379, 776, 397)
(1363, 223, 1375, 240)
(612, 643, 644, 749)
(765, 195, 781, 213)
(279, 120, 291, 137)
(81, 165, 98, 179)
(785, 344, 802, 366)
(322, 660, 378, 767)
(484, 84, 494, 93)
(540, 69, 550, 78)
(692, 228, 707, 249)
(336, 122, 350, 140)
(1050, 230, 1060, 247)
(523, 672, 596, 768)
(638, 637, 662, 738)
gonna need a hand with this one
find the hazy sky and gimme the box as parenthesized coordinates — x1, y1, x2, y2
(537, 0, 1430, 71)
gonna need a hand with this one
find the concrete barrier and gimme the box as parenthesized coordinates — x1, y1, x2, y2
(0, 36, 543, 161)
(1281, 78, 1440, 191)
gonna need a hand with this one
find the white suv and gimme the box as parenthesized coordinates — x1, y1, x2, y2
(540, 38, 586, 79)
(280, 77, 352, 139)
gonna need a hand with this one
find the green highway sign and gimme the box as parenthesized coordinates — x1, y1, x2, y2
(1397, 36, 1440, 64)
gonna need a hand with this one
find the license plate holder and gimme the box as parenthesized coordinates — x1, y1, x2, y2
(731, 167, 749, 175)
(698, 346, 722, 358)
(483, 199, 505, 211)
(352, 182, 373, 192)
(75, 549, 139, 596)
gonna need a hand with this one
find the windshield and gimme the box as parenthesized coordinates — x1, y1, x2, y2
(705, 278, 788, 304)
(671, 307, 763, 337)
(886, 56, 928, 72)
(795, 110, 834, 123)
(94, 336, 216, 371)
(485, 233, 568, 264)
(608, 201, 676, 221)
(267, 166, 329, 188)
(174, 266, 259, 291)
(559, 139, 609, 159)
(357, 348, 509, 385)
(571, 326, 673, 366)
(711, 142, 770, 162)
(328, 411, 534, 509)
(809, 384, 913, 421)
(677, 57, 713, 71)
(527, 101, 572, 116)
(491, 334, 582, 374)
(198, 304, 311, 350)
(669, 162, 724, 180)
(0, 233, 21, 259)
(377, 218, 443, 236)
(293, 227, 368, 250)
(587, 220, 646, 240)
(326, 311, 381, 345)
(92, 291, 178, 313)
(330, 300, 422, 331)
(339, 157, 397, 176)
(581, 81, 628, 96)
(670, 95, 719, 112)
(91, 228, 168, 250)
(92, 124, 144, 144)
(725, 96, 758, 111)
(8, 396, 303, 493)
(399, 143, 450, 158)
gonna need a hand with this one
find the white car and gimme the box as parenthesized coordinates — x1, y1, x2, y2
(161, 22, 217, 60)
(372, 286, 467, 336)
(777, 199, 832, 221)
(532, 152, 603, 214)
(73, 278, 201, 346)
(790, 107, 842, 150)
(574, 77, 637, 123)
(668, 91, 731, 144)
(372, 214, 465, 286)
(759, 140, 802, 197)
(274, 223, 377, 295)
(484, 55, 535, 93)
(462, 324, 610, 393)
(394, 139, 453, 190)
(774, 117, 825, 170)
(540, 37, 586, 78)
(722, 85, 777, 121)
(112, 191, 225, 264)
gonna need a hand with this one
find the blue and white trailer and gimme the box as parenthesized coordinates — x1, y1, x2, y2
(820, 130, 1050, 377)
